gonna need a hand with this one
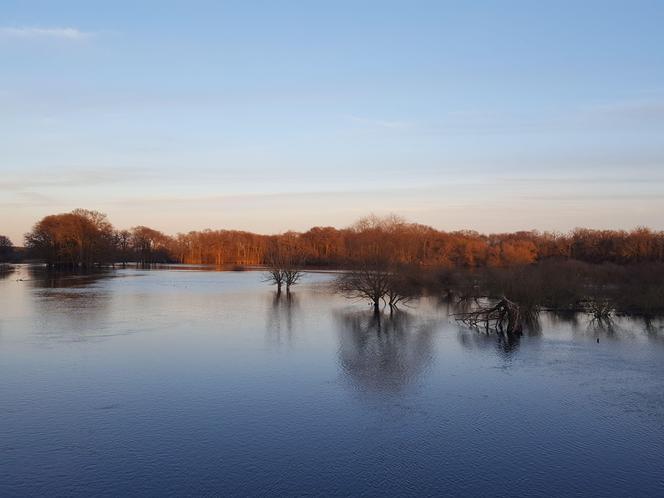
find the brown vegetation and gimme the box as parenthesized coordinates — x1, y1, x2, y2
(15, 210, 664, 324)
(334, 216, 421, 314)
(24, 210, 115, 269)
(433, 260, 664, 335)
(21, 210, 664, 270)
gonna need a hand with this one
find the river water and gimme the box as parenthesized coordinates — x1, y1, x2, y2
(1, 265, 663, 496)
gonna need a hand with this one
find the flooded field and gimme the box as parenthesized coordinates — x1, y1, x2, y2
(1, 265, 663, 496)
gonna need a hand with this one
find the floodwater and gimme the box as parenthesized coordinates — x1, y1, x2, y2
(1, 265, 663, 497)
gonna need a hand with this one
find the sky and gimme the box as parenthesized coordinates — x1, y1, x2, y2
(1, 0, 664, 244)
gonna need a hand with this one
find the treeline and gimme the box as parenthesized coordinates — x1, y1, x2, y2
(17, 210, 664, 269)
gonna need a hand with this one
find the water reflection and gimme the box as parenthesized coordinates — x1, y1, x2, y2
(456, 327, 522, 358)
(548, 309, 581, 328)
(265, 292, 299, 346)
(25, 268, 114, 343)
(521, 309, 542, 335)
(335, 310, 435, 393)
(643, 318, 664, 338)
(0, 264, 16, 280)
(587, 315, 620, 336)
(579, 316, 651, 343)
(435, 293, 479, 316)
(25, 266, 115, 289)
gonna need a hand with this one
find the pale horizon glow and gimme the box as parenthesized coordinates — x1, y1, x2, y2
(2, 1, 664, 244)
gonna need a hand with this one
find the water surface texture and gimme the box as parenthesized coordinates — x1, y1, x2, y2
(1, 266, 663, 496)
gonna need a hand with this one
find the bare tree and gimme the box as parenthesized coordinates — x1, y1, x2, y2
(263, 236, 304, 295)
(336, 264, 392, 314)
(283, 267, 303, 294)
(0, 235, 13, 263)
(336, 265, 417, 314)
(263, 255, 304, 295)
(263, 267, 286, 295)
(263, 244, 288, 294)
(384, 270, 417, 312)
(279, 233, 305, 294)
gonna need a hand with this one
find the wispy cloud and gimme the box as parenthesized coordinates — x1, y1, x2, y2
(0, 167, 150, 191)
(503, 174, 664, 185)
(0, 26, 92, 40)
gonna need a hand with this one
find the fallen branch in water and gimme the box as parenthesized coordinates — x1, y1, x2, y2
(454, 297, 524, 335)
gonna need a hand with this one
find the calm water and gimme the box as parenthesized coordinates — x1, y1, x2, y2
(1, 265, 663, 497)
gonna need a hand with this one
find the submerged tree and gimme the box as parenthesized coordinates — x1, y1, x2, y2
(336, 264, 392, 314)
(263, 237, 304, 295)
(336, 263, 416, 314)
(283, 266, 304, 294)
(455, 297, 524, 336)
(384, 269, 418, 312)
(263, 267, 286, 295)
(336, 215, 419, 314)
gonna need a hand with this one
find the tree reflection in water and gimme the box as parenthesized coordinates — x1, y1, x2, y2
(25, 267, 113, 342)
(334, 310, 435, 393)
(456, 327, 522, 358)
(26, 266, 114, 289)
(0, 265, 16, 280)
(266, 291, 299, 346)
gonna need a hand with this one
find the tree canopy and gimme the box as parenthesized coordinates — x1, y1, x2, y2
(22, 210, 664, 269)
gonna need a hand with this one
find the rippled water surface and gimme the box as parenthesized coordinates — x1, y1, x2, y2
(1, 265, 663, 496)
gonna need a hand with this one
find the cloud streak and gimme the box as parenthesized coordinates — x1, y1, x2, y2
(0, 27, 92, 40)
(0, 167, 151, 191)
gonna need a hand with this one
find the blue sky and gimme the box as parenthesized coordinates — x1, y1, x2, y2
(1, 1, 664, 243)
